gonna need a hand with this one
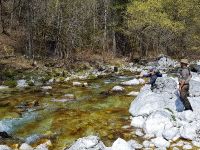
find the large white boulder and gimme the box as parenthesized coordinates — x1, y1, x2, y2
(151, 137, 170, 148)
(67, 136, 105, 150)
(157, 56, 177, 68)
(129, 77, 185, 117)
(111, 138, 132, 150)
(143, 111, 173, 137)
(129, 90, 165, 116)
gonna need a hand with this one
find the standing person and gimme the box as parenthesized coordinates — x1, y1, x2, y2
(178, 59, 193, 111)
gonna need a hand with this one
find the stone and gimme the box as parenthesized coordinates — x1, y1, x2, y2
(183, 144, 192, 150)
(189, 80, 200, 97)
(41, 86, 52, 90)
(35, 140, 52, 150)
(19, 143, 33, 150)
(162, 127, 179, 140)
(111, 86, 125, 92)
(131, 116, 145, 128)
(157, 56, 176, 68)
(172, 147, 179, 150)
(143, 140, 151, 148)
(121, 79, 140, 86)
(178, 110, 195, 123)
(135, 129, 144, 137)
(151, 137, 170, 148)
(128, 140, 143, 149)
(0, 145, 12, 150)
(127, 91, 139, 96)
(73, 82, 82, 87)
(143, 111, 173, 137)
(67, 136, 105, 150)
(17, 79, 28, 88)
(111, 138, 132, 150)
(138, 78, 145, 84)
(180, 123, 197, 140)
(192, 141, 200, 147)
(0, 86, 9, 90)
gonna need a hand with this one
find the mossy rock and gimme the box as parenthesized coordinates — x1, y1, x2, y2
(3, 80, 17, 88)
(27, 80, 35, 86)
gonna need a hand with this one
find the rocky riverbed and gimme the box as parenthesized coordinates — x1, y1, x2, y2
(1, 56, 200, 150)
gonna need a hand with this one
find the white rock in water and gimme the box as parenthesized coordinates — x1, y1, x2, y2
(144, 111, 172, 136)
(121, 79, 140, 86)
(41, 86, 52, 90)
(0, 145, 12, 150)
(128, 140, 143, 149)
(111, 138, 132, 150)
(180, 123, 197, 140)
(67, 136, 105, 150)
(83, 82, 88, 87)
(162, 127, 179, 140)
(17, 79, 28, 88)
(183, 144, 192, 150)
(73, 82, 82, 86)
(127, 91, 139, 96)
(131, 116, 145, 128)
(172, 147, 179, 150)
(19, 143, 33, 150)
(151, 137, 170, 148)
(111, 86, 125, 92)
(0, 86, 9, 90)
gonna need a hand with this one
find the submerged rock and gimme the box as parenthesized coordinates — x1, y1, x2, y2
(66, 136, 105, 150)
(121, 79, 140, 86)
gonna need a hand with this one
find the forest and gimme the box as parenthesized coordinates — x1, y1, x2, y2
(1, 0, 200, 150)
(0, 0, 200, 62)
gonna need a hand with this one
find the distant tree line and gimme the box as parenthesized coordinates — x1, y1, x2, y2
(0, 0, 200, 60)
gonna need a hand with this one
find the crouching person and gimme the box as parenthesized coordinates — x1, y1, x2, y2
(141, 67, 162, 90)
